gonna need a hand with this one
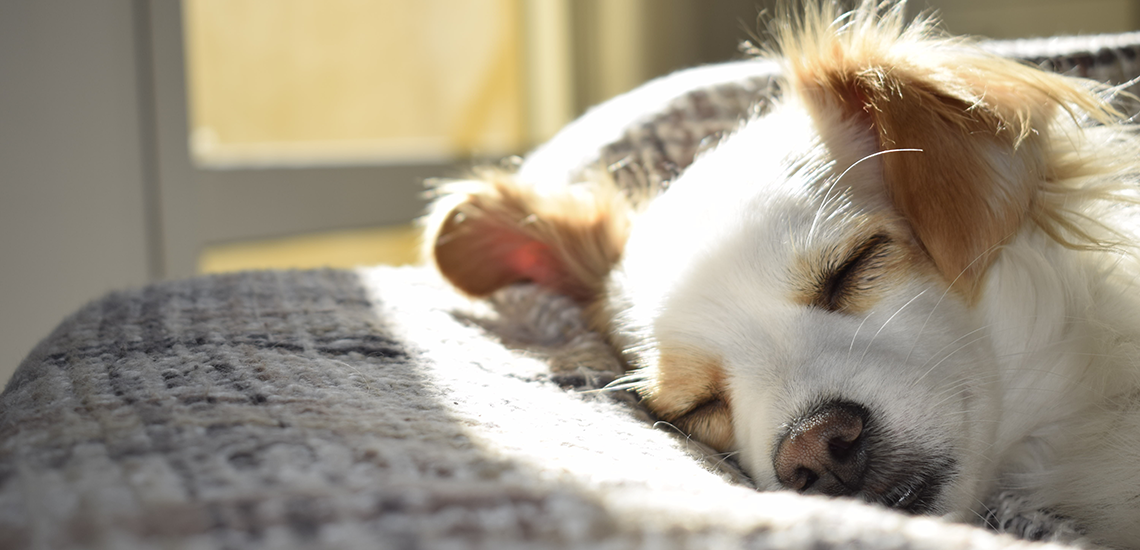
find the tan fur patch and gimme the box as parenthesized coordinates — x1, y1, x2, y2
(867, 75, 1043, 302)
(789, 224, 918, 314)
(771, 0, 1121, 303)
(427, 169, 632, 307)
(640, 350, 734, 452)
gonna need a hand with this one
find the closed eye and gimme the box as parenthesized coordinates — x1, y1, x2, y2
(668, 397, 735, 452)
(810, 234, 891, 312)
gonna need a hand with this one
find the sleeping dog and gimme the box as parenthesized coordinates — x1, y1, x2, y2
(425, 2, 1140, 546)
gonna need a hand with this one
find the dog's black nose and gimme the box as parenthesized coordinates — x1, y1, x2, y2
(773, 401, 869, 496)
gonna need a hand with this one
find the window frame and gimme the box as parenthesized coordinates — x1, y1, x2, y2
(146, 0, 468, 278)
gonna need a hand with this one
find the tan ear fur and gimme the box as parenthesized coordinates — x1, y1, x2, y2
(859, 73, 1044, 297)
(773, 1, 1119, 298)
(425, 169, 631, 303)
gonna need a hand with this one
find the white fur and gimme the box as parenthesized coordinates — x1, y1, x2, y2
(611, 97, 999, 513)
(604, 48, 1140, 550)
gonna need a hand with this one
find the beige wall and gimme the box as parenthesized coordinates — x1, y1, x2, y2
(919, 0, 1140, 37)
(0, 0, 153, 387)
(184, 0, 526, 166)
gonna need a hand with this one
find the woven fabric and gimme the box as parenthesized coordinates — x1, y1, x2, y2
(0, 267, 1086, 549)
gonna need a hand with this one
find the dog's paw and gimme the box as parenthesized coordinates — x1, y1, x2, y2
(984, 491, 1089, 545)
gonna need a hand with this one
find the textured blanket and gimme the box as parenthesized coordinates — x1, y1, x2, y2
(0, 267, 1085, 549)
(5, 32, 1140, 550)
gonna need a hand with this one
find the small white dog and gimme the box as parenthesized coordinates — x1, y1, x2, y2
(427, 2, 1140, 546)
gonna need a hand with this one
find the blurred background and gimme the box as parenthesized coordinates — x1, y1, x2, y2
(3, 0, 1139, 387)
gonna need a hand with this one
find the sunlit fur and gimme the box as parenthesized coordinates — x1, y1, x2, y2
(427, 167, 633, 305)
(427, 2, 1140, 546)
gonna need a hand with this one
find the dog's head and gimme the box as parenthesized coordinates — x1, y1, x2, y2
(426, 1, 1119, 518)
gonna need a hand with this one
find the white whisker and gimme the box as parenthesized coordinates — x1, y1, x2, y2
(809, 148, 923, 244)
(857, 289, 928, 367)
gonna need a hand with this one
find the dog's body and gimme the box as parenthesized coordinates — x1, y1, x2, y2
(427, 3, 1140, 547)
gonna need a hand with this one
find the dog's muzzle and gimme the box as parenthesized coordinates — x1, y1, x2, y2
(773, 401, 869, 495)
(772, 400, 948, 513)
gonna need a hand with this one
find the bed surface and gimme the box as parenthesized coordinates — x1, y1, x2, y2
(0, 266, 1081, 548)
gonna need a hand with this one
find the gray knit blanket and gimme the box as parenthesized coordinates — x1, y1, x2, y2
(4, 33, 1140, 549)
(0, 268, 1084, 549)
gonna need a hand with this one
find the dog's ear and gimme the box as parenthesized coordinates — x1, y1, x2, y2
(426, 171, 630, 303)
(780, 6, 1112, 298)
(834, 65, 1044, 297)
